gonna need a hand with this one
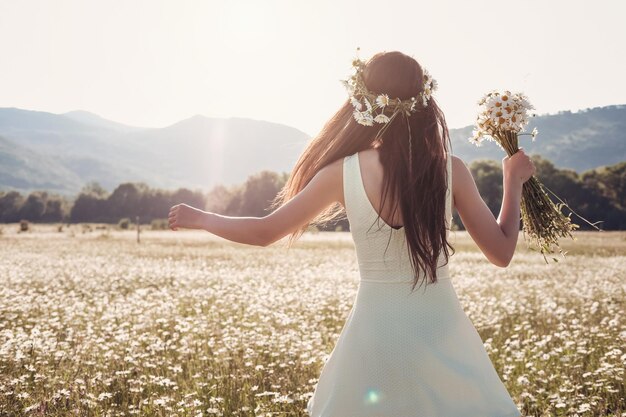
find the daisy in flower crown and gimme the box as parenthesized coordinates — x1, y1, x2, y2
(169, 49, 535, 288)
(344, 52, 438, 127)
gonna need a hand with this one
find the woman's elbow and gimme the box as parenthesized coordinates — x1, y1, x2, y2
(491, 253, 512, 268)
(258, 235, 275, 247)
(255, 219, 281, 247)
(253, 230, 274, 247)
(492, 260, 510, 268)
(259, 233, 287, 247)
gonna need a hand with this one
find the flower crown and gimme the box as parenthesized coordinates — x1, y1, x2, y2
(341, 56, 438, 127)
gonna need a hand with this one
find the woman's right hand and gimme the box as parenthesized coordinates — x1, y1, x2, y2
(502, 148, 536, 184)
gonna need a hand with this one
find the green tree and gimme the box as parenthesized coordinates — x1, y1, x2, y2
(70, 193, 106, 223)
(170, 188, 207, 211)
(106, 183, 149, 221)
(469, 160, 502, 216)
(41, 198, 64, 222)
(581, 162, 626, 209)
(0, 191, 24, 222)
(238, 171, 286, 217)
(19, 192, 47, 221)
(206, 184, 240, 214)
(138, 189, 171, 222)
(532, 155, 625, 230)
(81, 181, 109, 198)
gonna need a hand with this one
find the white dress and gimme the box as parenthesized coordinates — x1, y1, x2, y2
(306, 151, 522, 417)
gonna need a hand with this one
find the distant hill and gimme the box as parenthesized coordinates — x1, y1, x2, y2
(0, 105, 624, 196)
(0, 108, 310, 195)
(449, 105, 626, 172)
(0, 135, 83, 193)
(63, 110, 141, 133)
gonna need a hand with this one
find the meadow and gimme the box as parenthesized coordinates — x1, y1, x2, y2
(0, 224, 624, 416)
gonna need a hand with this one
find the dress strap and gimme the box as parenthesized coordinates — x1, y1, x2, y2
(342, 154, 360, 225)
(445, 147, 453, 231)
(343, 153, 391, 231)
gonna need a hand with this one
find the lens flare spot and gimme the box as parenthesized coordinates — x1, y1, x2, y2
(364, 389, 380, 404)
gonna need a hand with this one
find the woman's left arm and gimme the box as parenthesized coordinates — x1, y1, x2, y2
(168, 158, 343, 246)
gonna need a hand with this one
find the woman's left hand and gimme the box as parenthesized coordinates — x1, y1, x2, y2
(168, 203, 208, 231)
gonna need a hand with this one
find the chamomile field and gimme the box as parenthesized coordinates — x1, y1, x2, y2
(0, 225, 624, 416)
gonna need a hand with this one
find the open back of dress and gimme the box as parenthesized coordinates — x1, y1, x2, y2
(306, 151, 521, 417)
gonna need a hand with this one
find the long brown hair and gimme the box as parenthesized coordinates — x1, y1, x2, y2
(271, 51, 455, 291)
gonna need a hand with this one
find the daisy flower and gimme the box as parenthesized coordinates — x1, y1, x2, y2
(374, 114, 391, 124)
(376, 94, 390, 108)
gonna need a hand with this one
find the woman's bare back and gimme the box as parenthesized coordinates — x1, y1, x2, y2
(340, 147, 535, 268)
(340, 147, 454, 230)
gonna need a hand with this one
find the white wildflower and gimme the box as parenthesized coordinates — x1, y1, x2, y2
(272, 394, 294, 403)
(255, 391, 279, 397)
(376, 94, 390, 108)
(98, 392, 113, 401)
(468, 130, 484, 147)
(353, 110, 365, 124)
(154, 396, 172, 406)
(531, 127, 539, 141)
(374, 114, 391, 124)
(423, 69, 434, 89)
(341, 79, 355, 95)
(363, 97, 373, 112)
(355, 111, 374, 126)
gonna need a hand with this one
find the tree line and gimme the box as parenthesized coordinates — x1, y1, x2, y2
(0, 155, 624, 230)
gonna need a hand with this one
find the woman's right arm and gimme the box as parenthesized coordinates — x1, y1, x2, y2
(452, 149, 535, 267)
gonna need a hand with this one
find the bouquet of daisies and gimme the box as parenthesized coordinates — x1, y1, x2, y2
(469, 90, 583, 262)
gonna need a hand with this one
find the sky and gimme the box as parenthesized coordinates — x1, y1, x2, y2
(0, 0, 625, 136)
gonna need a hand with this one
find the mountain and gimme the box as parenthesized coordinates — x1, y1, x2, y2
(0, 135, 83, 193)
(63, 110, 141, 133)
(121, 115, 311, 190)
(0, 105, 624, 196)
(449, 105, 626, 172)
(0, 108, 310, 196)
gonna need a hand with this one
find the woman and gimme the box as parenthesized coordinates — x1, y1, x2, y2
(168, 51, 533, 417)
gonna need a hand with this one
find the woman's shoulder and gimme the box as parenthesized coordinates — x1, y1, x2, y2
(356, 147, 382, 164)
(319, 156, 345, 178)
(451, 154, 469, 173)
(450, 154, 473, 200)
(338, 148, 379, 168)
